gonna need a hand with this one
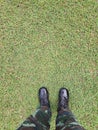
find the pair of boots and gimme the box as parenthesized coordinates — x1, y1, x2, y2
(17, 87, 85, 130)
(39, 87, 69, 112)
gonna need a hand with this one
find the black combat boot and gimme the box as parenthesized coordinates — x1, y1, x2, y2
(39, 87, 50, 108)
(57, 87, 69, 112)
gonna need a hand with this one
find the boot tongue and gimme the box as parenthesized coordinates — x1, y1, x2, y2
(61, 97, 66, 107)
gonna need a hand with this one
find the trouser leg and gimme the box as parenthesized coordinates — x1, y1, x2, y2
(56, 109, 85, 130)
(17, 106, 51, 130)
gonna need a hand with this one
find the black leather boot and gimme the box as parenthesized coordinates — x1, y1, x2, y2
(57, 88, 69, 112)
(39, 87, 50, 108)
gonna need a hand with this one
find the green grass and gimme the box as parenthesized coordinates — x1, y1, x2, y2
(0, 0, 98, 130)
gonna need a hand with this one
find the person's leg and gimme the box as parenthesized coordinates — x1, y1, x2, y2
(17, 87, 51, 130)
(56, 88, 85, 130)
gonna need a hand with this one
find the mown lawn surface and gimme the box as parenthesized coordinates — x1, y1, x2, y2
(0, 0, 98, 130)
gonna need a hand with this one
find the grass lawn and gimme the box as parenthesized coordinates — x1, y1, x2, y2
(0, 0, 98, 129)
